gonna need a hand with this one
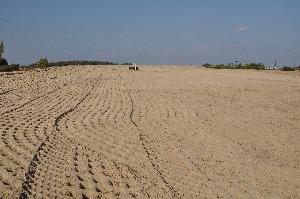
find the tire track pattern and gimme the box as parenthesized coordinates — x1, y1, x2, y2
(19, 83, 93, 198)
(1, 66, 206, 198)
(0, 67, 98, 198)
(1, 66, 288, 198)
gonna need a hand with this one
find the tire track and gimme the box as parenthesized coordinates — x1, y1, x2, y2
(18, 83, 94, 198)
(54, 90, 92, 131)
(127, 90, 181, 199)
(0, 89, 15, 96)
(0, 83, 67, 116)
(19, 137, 49, 199)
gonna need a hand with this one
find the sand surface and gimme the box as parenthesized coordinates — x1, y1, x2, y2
(0, 66, 299, 198)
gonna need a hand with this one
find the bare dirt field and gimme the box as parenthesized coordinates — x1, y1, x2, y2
(0, 66, 299, 198)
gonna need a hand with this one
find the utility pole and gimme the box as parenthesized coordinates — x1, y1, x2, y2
(273, 59, 282, 68)
(234, 58, 238, 68)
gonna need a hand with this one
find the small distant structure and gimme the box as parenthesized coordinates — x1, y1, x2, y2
(129, 63, 139, 71)
(266, 66, 278, 70)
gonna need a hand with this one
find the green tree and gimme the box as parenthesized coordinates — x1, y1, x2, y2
(203, 63, 211, 67)
(38, 57, 49, 68)
(281, 66, 295, 71)
(0, 41, 4, 59)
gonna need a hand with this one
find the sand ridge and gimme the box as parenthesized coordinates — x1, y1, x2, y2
(0, 66, 299, 198)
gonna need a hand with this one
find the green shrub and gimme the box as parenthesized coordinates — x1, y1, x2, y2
(25, 60, 117, 67)
(0, 58, 8, 66)
(38, 57, 49, 68)
(245, 63, 265, 70)
(203, 63, 211, 67)
(121, 63, 133, 65)
(281, 66, 295, 71)
(203, 62, 266, 70)
(0, 64, 19, 72)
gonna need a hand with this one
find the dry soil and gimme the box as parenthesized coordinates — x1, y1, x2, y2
(0, 66, 299, 198)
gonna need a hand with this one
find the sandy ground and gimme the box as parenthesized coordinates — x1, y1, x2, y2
(0, 66, 299, 199)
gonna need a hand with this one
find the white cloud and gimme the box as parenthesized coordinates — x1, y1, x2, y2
(233, 26, 248, 33)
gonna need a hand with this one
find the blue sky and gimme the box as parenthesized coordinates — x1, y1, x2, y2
(0, 0, 299, 66)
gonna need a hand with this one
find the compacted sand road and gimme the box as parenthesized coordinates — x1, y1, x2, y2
(0, 66, 299, 198)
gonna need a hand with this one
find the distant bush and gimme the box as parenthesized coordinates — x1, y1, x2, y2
(203, 62, 266, 70)
(38, 57, 49, 68)
(0, 64, 19, 72)
(243, 63, 265, 70)
(281, 66, 295, 71)
(25, 60, 118, 68)
(0, 58, 8, 66)
(203, 63, 211, 67)
(121, 63, 133, 65)
(48, 60, 117, 67)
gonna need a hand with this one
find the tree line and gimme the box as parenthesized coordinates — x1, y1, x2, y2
(26, 59, 118, 68)
(203, 63, 266, 70)
(203, 62, 300, 71)
(1, 41, 133, 71)
(1, 40, 300, 72)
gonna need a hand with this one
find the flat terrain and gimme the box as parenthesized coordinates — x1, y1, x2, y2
(0, 66, 299, 199)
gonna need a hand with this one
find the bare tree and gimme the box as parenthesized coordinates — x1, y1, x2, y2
(0, 41, 4, 59)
